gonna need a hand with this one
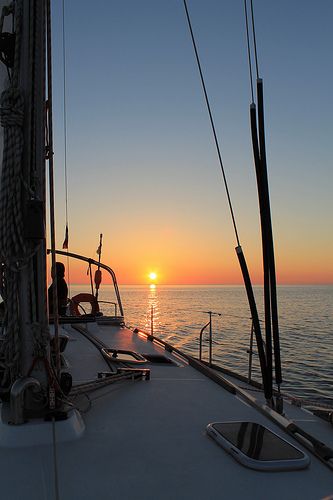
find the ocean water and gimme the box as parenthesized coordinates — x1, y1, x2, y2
(71, 284, 333, 407)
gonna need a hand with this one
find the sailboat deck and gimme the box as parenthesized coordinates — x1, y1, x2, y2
(1, 322, 332, 499)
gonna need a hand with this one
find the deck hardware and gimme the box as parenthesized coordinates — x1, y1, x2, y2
(199, 311, 221, 366)
(47, 249, 124, 317)
(117, 368, 150, 381)
(102, 348, 147, 364)
(207, 421, 310, 471)
(98, 301, 118, 316)
(151, 305, 154, 336)
(10, 377, 41, 424)
(98, 371, 114, 379)
(142, 354, 175, 365)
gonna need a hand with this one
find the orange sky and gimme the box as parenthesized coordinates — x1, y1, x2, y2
(49, 232, 333, 286)
(49, 2, 333, 288)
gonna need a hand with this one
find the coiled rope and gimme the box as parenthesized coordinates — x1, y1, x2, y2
(0, 1, 48, 387)
(0, 1, 25, 385)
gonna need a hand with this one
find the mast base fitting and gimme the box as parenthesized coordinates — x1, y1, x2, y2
(44, 410, 69, 422)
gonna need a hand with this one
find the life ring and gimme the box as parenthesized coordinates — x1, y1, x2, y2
(70, 293, 100, 316)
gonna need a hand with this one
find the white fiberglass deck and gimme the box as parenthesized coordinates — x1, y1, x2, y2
(1, 322, 332, 500)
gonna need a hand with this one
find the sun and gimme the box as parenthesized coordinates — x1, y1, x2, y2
(149, 272, 157, 281)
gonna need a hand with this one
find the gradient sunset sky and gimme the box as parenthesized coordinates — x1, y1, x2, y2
(50, 0, 333, 285)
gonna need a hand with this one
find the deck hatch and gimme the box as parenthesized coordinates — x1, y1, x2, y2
(142, 354, 175, 364)
(102, 348, 147, 363)
(206, 421, 310, 471)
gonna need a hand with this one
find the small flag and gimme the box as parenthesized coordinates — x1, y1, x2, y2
(62, 224, 69, 249)
(96, 233, 103, 256)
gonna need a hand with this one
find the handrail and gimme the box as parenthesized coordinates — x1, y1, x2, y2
(199, 311, 221, 366)
(98, 301, 118, 316)
(199, 321, 210, 362)
(199, 312, 258, 381)
(47, 249, 124, 317)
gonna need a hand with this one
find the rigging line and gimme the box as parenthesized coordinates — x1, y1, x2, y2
(51, 418, 61, 500)
(243, 0, 254, 103)
(250, 0, 260, 79)
(62, 0, 69, 227)
(46, 0, 61, 376)
(182, 0, 240, 247)
(62, 0, 71, 295)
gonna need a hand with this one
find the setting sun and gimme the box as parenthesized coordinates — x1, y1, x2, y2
(149, 272, 157, 281)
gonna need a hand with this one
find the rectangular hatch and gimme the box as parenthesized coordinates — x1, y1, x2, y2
(206, 421, 310, 471)
(142, 354, 175, 364)
(102, 349, 147, 363)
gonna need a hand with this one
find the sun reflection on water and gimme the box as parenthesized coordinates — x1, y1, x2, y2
(145, 284, 160, 334)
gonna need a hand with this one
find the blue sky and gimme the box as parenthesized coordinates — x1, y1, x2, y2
(50, 1, 333, 284)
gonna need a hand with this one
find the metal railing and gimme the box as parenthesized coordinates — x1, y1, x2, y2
(47, 249, 124, 317)
(199, 311, 221, 366)
(199, 312, 258, 378)
(98, 301, 118, 316)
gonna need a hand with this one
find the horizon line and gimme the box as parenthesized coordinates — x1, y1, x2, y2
(68, 282, 333, 286)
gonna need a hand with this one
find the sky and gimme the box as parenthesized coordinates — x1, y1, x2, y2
(49, 0, 333, 285)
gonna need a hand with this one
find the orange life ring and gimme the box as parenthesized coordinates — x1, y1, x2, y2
(70, 293, 100, 316)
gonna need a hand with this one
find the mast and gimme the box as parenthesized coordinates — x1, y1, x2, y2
(0, 0, 50, 420)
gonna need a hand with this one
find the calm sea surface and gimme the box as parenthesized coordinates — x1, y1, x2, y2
(72, 284, 333, 407)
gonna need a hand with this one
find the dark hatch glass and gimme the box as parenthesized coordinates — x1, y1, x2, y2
(212, 422, 304, 461)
